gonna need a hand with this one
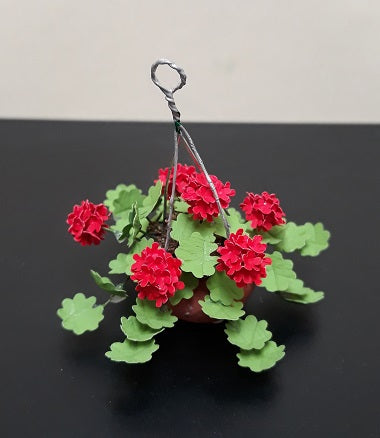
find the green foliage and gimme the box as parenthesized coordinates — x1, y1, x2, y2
(300, 222, 330, 256)
(128, 202, 142, 245)
(213, 208, 250, 237)
(260, 222, 330, 257)
(113, 186, 144, 217)
(198, 295, 245, 320)
(206, 271, 244, 305)
(108, 253, 130, 275)
(281, 284, 324, 304)
(57, 293, 104, 335)
(226, 208, 251, 234)
(274, 222, 309, 252)
(132, 299, 178, 329)
(171, 213, 216, 243)
(237, 341, 285, 372)
(225, 315, 272, 350)
(105, 339, 159, 363)
(120, 316, 164, 341)
(260, 251, 297, 292)
(108, 237, 154, 276)
(104, 184, 140, 212)
(175, 232, 218, 278)
(174, 200, 190, 213)
(169, 272, 198, 306)
(138, 181, 162, 218)
(259, 225, 284, 244)
(90, 270, 126, 296)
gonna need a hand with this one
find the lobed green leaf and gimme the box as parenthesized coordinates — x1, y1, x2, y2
(104, 184, 140, 212)
(198, 295, 245, 320)
(57, 293, 104, 335)
(237, 341, 285, 372)
(90, 270, 126, 296)
(120, 316, 164, 341)
(171, 213, 217, 243)
(169, 272, 198, 306)
(260, 251, 296, 292)
(225, 315, 272, 350)
(175, 232, 218, 278)
(113, 187, 144, 217)
(138, 181, 162, 219)
(105, 338, 159, 363)
(108, 237, 154, 276)
(206, 270, 244, 305)
(132, 299, 178, 329)
(300, 222, 330, 256)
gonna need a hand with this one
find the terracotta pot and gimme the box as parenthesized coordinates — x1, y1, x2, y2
(169, 279, 255, 323)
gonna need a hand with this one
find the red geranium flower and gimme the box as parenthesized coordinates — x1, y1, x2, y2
(67, 200, 110, 246)
(157, 163, 197, 195)
(240, 191, 285, 231)
(180, 173, 235, 222)
(216, 228, 271, 287)
(131, 242, 185, 307)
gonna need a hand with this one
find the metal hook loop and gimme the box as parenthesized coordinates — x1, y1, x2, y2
(151, 59, 186, 123)
(151, 59, 187, 94)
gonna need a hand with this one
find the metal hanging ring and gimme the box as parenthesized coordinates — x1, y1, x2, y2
(151, 59, 187, 95)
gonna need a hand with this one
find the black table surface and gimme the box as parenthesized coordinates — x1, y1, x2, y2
(1, 120, 379, 437)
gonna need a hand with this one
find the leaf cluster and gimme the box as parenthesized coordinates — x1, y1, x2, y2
(225, 316, 285, 372)
(105, 299, 177, 364)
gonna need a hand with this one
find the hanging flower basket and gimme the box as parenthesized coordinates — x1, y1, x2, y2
(57, 60, 330, 373)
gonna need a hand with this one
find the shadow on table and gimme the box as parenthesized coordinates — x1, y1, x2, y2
(100, 291, 319, 416)
(59, 285, 318, 421)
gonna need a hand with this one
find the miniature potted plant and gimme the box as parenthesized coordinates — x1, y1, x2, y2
(57, 59, 330, 373)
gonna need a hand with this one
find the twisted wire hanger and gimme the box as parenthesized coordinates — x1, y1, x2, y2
(151, 59, 231, 250)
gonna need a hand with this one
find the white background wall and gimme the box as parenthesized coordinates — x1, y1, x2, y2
(0, 0, 379, 123)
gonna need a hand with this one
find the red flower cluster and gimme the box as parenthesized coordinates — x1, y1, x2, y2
(240, 191, 285, 231)
(131, 242, 185, 307)
(217, 228, 271, 287)
(157, 163, 196, 196)
(67, 200, 110, 246)
(180, 173, 235, 222)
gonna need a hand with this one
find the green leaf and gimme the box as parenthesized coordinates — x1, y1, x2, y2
(226, 208, 251, 234)
(108, 253, 129, 274)
(108, 237, 154, 276)
(139, 181, 162, 218)
(113, 187, 144, 216)
(274, 222, 309, 253)
(105, 338, 159, 363)
(260, 251, 296, 292)
(198, 295, 245, 320)
(104, 184, 140, 212)
(171, 213, 216, 243)
(214, 208, 250, 237)
(174, 200, 190, 213)
(120, 316, 164, 341)
(169, 272, 198, 306)
(225, 315, 272, 350)
(128, 202, 142, 246)
(237, 341, 285, 372)
(272, 276, 325, 304)
(90, 270, 126, 296)
(300, 222, 330, 256)
(259, 225, 284, 244)
(57, 293, 104, 335)
(132, 299, 178, 329)
(206, 271, 244, 305)
(175, 232, 218, 278)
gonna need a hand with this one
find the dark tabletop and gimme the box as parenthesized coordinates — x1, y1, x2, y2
(1, 120, 379, 438)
